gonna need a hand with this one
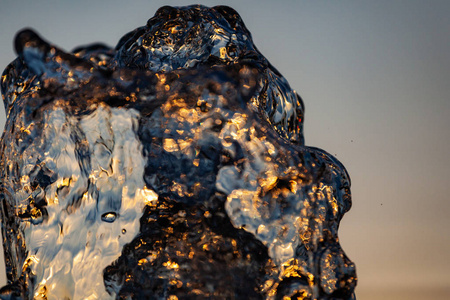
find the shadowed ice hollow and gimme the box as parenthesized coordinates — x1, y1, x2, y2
(0, 5, 356, 300)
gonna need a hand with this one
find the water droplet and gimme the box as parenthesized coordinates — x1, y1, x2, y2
(101, 212, 117, 223)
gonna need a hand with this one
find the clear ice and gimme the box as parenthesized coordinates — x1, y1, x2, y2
(0, 5, 356, 300)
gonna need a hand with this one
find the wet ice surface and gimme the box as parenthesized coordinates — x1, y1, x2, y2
(0, 5, 356, 300)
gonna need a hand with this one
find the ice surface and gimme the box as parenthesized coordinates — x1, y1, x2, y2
(0, 5, 356, 299)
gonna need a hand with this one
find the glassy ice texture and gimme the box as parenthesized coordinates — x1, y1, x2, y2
(0, 5, 356, 300)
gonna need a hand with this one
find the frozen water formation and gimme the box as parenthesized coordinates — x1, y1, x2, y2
(0, 5, 356, 300)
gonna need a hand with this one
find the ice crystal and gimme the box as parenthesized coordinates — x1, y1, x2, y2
(0, 5, 356, 299)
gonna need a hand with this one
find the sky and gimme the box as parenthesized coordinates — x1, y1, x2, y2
(0, 1, 449, 299)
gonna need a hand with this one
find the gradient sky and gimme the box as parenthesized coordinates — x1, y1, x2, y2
(0, 1, 449, 299)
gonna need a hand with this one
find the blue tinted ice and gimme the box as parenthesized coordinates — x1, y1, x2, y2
(0, 5, 356, 299)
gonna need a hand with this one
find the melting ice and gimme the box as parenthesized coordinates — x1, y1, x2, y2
(0, 5, 356, 300)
